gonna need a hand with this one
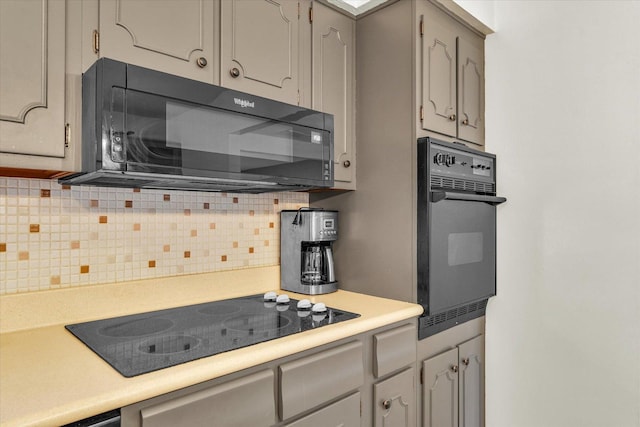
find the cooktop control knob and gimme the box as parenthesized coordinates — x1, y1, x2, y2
(312, 312, 327, 322)
(311, 302, 327, 313)
(297, 299, 312, 310)
(263, 291, 277, 302)
(276, 294, 290, 304)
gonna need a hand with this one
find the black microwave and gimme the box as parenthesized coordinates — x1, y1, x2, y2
(60, 58, 334, 193)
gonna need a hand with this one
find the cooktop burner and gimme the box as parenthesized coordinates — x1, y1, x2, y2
(66, 294, 359, 377)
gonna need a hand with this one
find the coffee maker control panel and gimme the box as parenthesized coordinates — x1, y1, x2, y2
(310, 215, 338, 241)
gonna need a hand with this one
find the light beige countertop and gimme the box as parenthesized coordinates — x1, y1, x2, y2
(0, 266, 422, 427)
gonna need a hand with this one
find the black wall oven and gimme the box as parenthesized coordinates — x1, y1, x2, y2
(417, 137, 506, 339)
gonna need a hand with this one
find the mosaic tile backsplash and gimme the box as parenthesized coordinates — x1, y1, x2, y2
(0, 178, 308, 294)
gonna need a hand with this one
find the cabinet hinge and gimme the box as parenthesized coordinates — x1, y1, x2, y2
(360, 400, 362, 416)
(420, 367, 423, 385)
(92, 29, 100, 54)
(64, 123, 71, 148)
(309, 5, 313, 23)
(420, 105, 424, 122)
(298, 2, 300, 19)
(420, 17, 424, 37)
(297, 89, 300, 106)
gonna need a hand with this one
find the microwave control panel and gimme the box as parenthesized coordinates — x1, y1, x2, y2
(430, 143, 494, 183)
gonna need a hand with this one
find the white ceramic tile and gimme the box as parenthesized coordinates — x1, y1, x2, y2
(0, 178, 308, 294)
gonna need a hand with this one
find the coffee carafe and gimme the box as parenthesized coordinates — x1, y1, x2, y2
(280, 209, 338, 295)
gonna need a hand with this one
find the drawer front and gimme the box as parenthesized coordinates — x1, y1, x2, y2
(284, 392, 361, 427)
(140, 370, 275, 427)
(279, 341, 364, 420)
(374, 324, 417, 378)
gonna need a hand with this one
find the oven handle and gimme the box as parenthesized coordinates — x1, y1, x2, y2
(431, 191, 507, 205)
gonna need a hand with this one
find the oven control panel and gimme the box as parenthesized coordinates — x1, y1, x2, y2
(430, 143, 494, 182)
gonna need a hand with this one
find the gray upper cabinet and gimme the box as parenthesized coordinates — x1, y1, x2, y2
(0, 0, 81, 173)
(419, 0, 485, 146)
(93, 0, 218, 83)
(220, 0, 306, 106)
(311, 2, 356, 189)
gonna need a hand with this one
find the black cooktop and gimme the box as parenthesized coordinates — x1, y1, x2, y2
(66, 294, 359, 377)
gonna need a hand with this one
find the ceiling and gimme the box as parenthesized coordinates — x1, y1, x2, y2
(325, 0, 389, 15)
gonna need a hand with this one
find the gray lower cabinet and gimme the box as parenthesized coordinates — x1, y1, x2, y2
(138, 370, 275, 427)
(371, 324, 418, 427)
(284, 392, 361, 427)
(374, 367, 416, 427)
(279, 341, 364, 420)
(421, 334, 484, 427)
(120, 320, 419, 427)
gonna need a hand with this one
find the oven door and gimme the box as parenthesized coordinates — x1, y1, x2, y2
(426, 191, 505, 314)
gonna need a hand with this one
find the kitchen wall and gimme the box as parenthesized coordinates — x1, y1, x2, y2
(480, 1, 640, 426)
(0, 177, 307, 295)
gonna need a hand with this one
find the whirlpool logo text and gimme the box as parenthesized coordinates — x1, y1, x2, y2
(234, 98, 255, 108)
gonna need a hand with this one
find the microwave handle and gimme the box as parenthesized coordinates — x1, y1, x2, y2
(431, 191, 507, 205)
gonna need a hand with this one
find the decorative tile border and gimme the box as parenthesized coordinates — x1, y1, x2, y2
(0, 178, 308, 294)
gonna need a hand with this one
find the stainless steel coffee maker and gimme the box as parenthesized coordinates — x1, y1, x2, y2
(280, 209, 338, 295)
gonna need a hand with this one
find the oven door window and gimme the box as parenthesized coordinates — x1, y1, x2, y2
(115, 89, 329, 181)
(429, 198, 496, 313)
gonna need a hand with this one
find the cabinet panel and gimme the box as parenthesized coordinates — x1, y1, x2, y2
(373, 323, 416, 378)
(420, 15, 457, 138)
(0, 0, 66, 157)
(221, 0, 300, 105)
(99, 0, 216, 83)
(284, 392, 361, 427)
(279, 341, 363, 420)
(458, 335, 484, 427)
(312, 2, 355, 187)
(457, 37, 484, 145)
(373, 367, 416, 427)
(422, 348, 458, 427)
(139, 369, 275, 427)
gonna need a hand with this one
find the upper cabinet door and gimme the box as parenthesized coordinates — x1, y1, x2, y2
(312, 2, 355, 188)
(457, 36, 484, 145)
(220, 0, 301, 105)
(421, 16, 457, 138)
(0, 0, 66, 157)
(98, 0, 217, 83)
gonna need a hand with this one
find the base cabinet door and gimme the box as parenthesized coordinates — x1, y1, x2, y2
(458, 335, 484, 427)
(284, 392, 361, 427)
(96, 0, 217, 84)
(422, 348, 458, 427)
(374, 367, 416, 427)
(422, 334, 484, 427)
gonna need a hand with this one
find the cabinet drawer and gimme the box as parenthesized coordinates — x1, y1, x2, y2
(284, 392, 361, 427)
(140, 370, 275, 427)
(373, 323, 416, 378)
(279, 341, 364, 420)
